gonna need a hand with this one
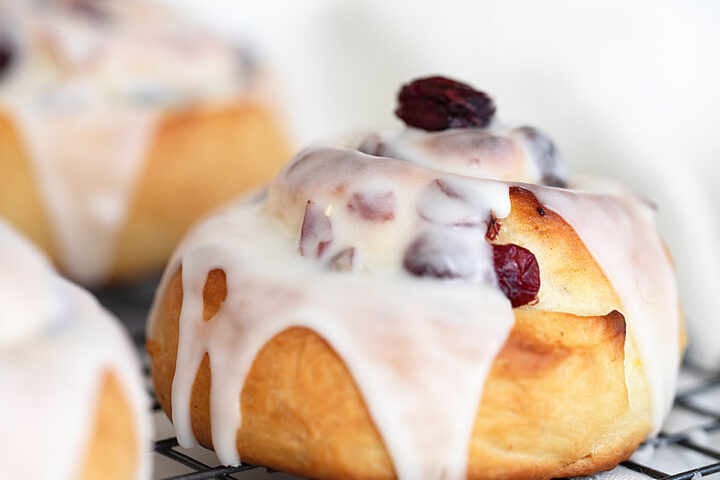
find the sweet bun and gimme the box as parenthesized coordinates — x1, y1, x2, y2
(147, 76, 684, 480)
(0, 218, 150, 479)
(0, 0, 290, 285)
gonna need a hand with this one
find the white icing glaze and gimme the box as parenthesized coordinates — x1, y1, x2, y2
(7, 103, 157, 284)
(148, 131, 679, 478)
(0, 219, 151, 479)
(0, 0, 258, 284)
(359, 125, 567, 186)
(0, 215, 61, 346)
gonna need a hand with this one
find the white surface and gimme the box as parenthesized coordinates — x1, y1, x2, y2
(152, 0, 720, 368)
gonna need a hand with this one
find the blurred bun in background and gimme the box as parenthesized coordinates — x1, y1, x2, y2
(155, 0, 720, 368)
(0, 218, 150, 480)
(0, 0, 290, 286)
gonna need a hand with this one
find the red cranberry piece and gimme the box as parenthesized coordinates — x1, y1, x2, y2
(68, 0, 112, 21)
(418, 179, 483, 228)
(513, 126, 567, 187)
(357, 133, 382, 156)
(347, 190, 395, 222)
(403, 232, 476, 279)
(485, 212, 501, 241)
(328, 247, 356, 271)
(395, 76, 496, 132)
(299, 201, 332, 258)
(0, 39, 14, 79)
(493, 243, 540, 307)
(434, 178, 464, 199)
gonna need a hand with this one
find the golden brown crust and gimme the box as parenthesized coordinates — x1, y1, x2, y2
(0, 101, 290, 283)
(147, 188, 664, 480)
(74, 371, 139, 480)
(497, 187, 620, 317)
(0, 113, 54, 254)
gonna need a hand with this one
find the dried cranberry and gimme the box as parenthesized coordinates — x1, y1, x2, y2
(347, 190, 395, 222)
(434, 178, 464, 199)
(67, 0, 112, 22)
(395, 76, 496, 131)
(513, 126, 567, 187)
(299, 201, 332, 258)
(417, 179, 483, 228)
(357, 133, 383, 156)
(328, 247, 356, 271)
(403, 232, 476, 279)
(485, 213, 501, 241)
(493, 243, 540, 307)
(0, 39, 14, 79)
(234, 45, 257, 82)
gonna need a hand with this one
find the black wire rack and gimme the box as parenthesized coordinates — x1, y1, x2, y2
(97, 284, 720, 480)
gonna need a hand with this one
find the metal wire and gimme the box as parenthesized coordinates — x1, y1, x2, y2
(622, 370, 720, 480)
(153, 437, 258, 480)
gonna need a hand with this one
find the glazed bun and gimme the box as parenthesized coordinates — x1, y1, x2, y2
(0, 0, 289, 285)
(0, 218, 150, 480)
(147, 77, 684, 480)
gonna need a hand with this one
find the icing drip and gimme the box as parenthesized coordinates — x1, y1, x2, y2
(0, 219, 150, 479)
(149, 135, 679, 478)
(8, 104, 157, 284)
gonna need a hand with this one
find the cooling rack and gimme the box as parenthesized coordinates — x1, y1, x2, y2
(96, 283, 720, 480)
